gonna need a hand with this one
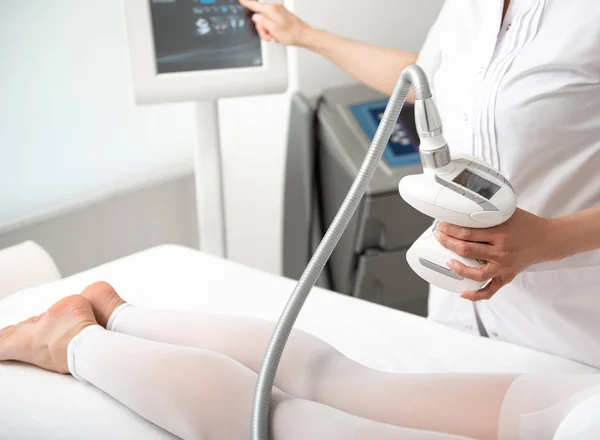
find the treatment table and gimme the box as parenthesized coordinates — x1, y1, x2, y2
(0, 243, 597, 439)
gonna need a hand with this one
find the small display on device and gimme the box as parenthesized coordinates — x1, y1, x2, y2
(453, 169, 501, 200)
(150, 0, 262, 74)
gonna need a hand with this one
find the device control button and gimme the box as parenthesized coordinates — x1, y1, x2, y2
(469, 162, 486, 173)
(464, 191, 478, 201)
(454, 158, 471, 167)
(500, 176, 516, 192)
(478, 199, 499, 211)
(445, 182, 458, 192)
(434, 174, 449, 188)
(419, 257, 464, 281)
(492, 171, 505, 181)
(454, 186, 467, 196)
(470, 193, 485, 204)
(470, 211, 504, 225)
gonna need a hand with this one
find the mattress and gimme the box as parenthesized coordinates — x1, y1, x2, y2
(0, 245, 596, 439)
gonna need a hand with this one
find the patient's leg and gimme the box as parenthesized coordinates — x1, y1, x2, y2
(82, 282, 514, 440)
(0, 296, 471, 440)
(70, 328, 472, 440)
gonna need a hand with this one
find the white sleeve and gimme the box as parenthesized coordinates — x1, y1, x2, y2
(416, 0, 453, 84)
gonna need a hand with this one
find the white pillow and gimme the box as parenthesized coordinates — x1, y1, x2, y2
(0, 241, 61, 299)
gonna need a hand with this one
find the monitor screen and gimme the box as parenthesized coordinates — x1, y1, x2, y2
(149, 0, 263, 74)
(349, 100, 421, 168)
(453, 169, 501, 200)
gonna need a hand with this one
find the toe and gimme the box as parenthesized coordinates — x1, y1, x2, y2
(0, 325, 15, 340)
(0, 321, 32, 362)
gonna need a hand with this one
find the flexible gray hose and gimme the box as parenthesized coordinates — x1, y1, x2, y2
(251, 65, 432, 440)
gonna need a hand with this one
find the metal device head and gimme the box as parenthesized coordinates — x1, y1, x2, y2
(413, 97, 451, 172)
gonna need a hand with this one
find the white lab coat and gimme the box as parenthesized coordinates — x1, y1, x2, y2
(417, 0, 600, 367)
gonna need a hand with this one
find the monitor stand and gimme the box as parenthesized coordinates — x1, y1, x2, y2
(192, 100, 227, 258)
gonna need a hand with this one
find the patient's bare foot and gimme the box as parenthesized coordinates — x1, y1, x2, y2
(80, 281, 126, 328)
(0, 295, 96, 374)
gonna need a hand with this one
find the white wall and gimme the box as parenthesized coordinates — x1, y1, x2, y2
(219, 92, 295, 273)
(0, 175, 199, 277)
(0, 0, 195, 229)
(295, 0, 445, 95)
(0, 0, 443, 277)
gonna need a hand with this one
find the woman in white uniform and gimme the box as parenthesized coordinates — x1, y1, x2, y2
(1, 282, 599, 439)
(241, 0, 600, 367)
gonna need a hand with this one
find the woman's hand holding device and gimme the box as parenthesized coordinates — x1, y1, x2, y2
(399, 154, 519, 296)
(435, 208, 553, 300)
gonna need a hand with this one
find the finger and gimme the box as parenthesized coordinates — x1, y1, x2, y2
(253, 17, 275, 41)
(252, 13, 277, 34)
(0, 325, 15, 340)
(437, 222, 491, 243)
(252, 17, 269, 40)
(240, 0, 279, 19)
(447, 259, 499, 283)
(461, 277, 504, 301)
(435, 231, 498, 260)
(0, 325, 17, 359)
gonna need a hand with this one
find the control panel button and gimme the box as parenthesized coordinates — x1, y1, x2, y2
(419, 257, 464, 281)
(470, 210, 505, 225)
(434, 175, 449, 188)
(477, 199, 499, 211)
(464, 191, 478, 201)
(445, 182, 458, 192)
(500, 176, 515, 192)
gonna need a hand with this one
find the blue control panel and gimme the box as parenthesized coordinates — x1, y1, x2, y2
(350, 99, 420, 168)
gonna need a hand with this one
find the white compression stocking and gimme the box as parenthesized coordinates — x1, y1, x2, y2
(498, 374, 600, 439)
(67, 325, 471, 440)
(106, 305, 515, 440)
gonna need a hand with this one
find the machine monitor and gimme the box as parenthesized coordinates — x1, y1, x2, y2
(123, 0, 288, 104)
(350, 100, 421, 168)
(150, 0, 263, 74)
(122, 0, 289, 259)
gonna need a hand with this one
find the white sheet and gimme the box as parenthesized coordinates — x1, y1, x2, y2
(0, 245, 596, 439)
